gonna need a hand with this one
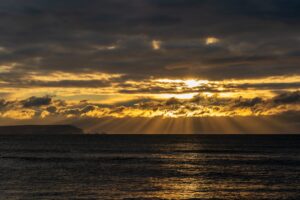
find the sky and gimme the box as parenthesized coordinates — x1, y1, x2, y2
(0, 0, 299, 133)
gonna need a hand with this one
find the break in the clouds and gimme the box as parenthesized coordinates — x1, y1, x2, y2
(0, 0, 299, 132)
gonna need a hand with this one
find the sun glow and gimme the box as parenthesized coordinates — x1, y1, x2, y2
(184, 79, 209, 88)
(185, 80, 199, 88)
(155, 79, 209, 88)
(152, 40, 161, 50)
(205, 37, 219, 45)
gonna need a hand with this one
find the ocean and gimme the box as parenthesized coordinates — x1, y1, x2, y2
(0, 134, 299, 200)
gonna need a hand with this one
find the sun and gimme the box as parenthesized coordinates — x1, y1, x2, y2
(185, 80, 200, 88)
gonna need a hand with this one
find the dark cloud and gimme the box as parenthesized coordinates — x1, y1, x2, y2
(81, 105, 96, 113)
(46, 106, 57, 113)
(26, 80, 112, 88)
(228, 82, 300, 90)
(234, 97, 263, 108)
(0, 99, 8, 111)
(165, 97, 181, 106)
(272, 91, 300, 104)
(21, 96, 52, 108)
(0, 0, 299, 85)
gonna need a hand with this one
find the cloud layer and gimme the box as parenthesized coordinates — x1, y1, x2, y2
(0, 91, 299, 121)
(0, 0, 299, 132)
(0, 0, 300, 85)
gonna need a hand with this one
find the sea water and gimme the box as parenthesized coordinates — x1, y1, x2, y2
(0, 134, 299, 199)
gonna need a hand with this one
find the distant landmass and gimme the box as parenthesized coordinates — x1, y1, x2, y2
(0, 125, 84, 134)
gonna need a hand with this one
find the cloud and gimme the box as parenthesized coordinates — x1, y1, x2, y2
(21, 96, 52, 108)
(234, 97, 263, 108)
(0, 0, 299, 84)
(0, 0, 299, 128)
(25, 80, 113, 88)
(165, 97, 181, 106)
(1, 91, 298, 121)
(46, 106, 57, 113)
(272, 91, 300, 104)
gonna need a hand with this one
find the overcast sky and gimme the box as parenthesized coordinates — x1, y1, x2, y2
(0, 0, 299, 133)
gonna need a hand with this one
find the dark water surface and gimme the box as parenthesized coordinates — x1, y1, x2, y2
(0, 134, 300, 199)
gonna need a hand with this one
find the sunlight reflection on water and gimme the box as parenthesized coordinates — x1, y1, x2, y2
(0, 135, 299, 199)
